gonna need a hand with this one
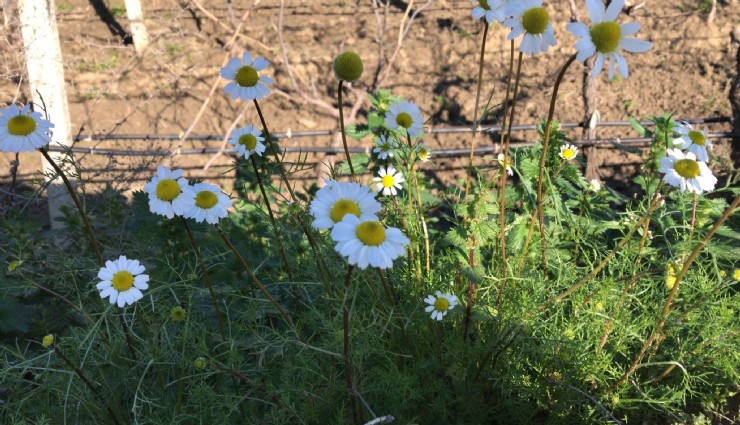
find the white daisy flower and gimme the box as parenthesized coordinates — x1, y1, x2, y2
(416, 143, 431, 163)
(471, 0, 507, 24)
(185, 183, 232, 224)
(588, 179, 601, 192)
(372, 135, 396, 160)
(497, 153, 513, 176)
(331, 215, 410, 270)
(0, 104, 54, 153)
(559, 143, 578, 161)
(220, 51, 273, 101)
(373, 165, 405, 196)
(96, 255, 149, 308)
(310, 180, 382, 230)
(504, 0, 557, 56)
(566, 0, 652, 79)
(424, 291, 459, 321)
(659, 148, 717, 194)
(672, 121, 712, 162)
(228, 124, 266, 159)
(385, 100, 424, 139)
(143, 166, 196, 219)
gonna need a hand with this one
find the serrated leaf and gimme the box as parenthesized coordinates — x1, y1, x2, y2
(338, 153, 371, 174)
(345, 123, 371, 140)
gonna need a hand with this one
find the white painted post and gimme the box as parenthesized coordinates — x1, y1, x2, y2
(17, 0, 74, 227)
(124, 0, 149, 54)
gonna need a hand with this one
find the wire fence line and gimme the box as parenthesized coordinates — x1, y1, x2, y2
(61, 117, 736, 158)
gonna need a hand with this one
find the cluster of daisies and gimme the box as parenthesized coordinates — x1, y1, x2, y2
(98, 166, 233, 307)
(472, 0, 652, 80)
(660, 121, 716, 194)
(370, 99, 432, 197)
(309, 180, 457, 320)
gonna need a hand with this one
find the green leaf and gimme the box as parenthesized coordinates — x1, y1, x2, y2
(629, 116, 650, 137)
(338, 153, 370, 174)
(345, 123, 371, 140)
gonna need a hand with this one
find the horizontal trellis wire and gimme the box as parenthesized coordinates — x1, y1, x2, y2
(59, 116, 736, 158)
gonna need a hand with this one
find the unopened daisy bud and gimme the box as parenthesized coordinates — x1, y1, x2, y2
(665, 274, 677, 290)
(170, 306, 186, 322)
(194, 357, 207, 370)
(288, 202, 303, 215)
(588, 179, 601, 192)
(333, 51, 364, 82)
(42, 334, 54, 348)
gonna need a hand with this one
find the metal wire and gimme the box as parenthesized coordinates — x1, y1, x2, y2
(72, 116, 732, 142)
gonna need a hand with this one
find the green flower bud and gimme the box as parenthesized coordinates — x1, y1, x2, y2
(170, 306, 186, 322)
(333, 51, 364, 82)
(194, 357, 207, 370)
(42, 334, 54, 348)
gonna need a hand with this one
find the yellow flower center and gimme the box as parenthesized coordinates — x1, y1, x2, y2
(521, 7, 549, 35)
(673, 158, 700, 179)
(195, 190, 218, 209)
(434, 297, 450, 312)
(477, 0, 490, 11)
(419, 147, 428, 159)
(330, 199, 361, 223)
(7, 115, 37, 136)
(381, 174, 396, 188)
(355, 221, 386, 246)
(562, 148, 576, 160)
(733, 269, 740, 281)
(381, 143, 391, 152)
(395, 112, 413, 129)
(235, 65, 259, 87)
(156, 178, 181, 201)
(112, 271, 134, 291)
(238, 134, 258, 150)
(590, 21, 621, 54)
(688, 130, 706, 146)
(171, 306, 186, 321)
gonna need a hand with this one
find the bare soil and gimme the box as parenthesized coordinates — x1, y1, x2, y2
(0, 0, 738, 199)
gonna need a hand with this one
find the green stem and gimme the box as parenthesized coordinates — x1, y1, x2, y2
(464, 21, 489, 197)
(253, 99, 298, 203)
(341, 265, 361, 425)
(39, 148, 102, 264)
(249, 156, 294, 281)
(536, 54, 577, 275)
(608, 195, 740, 392)
(215, 224, 295, 330)
(180, 217, 228, 342)
(337, 80, 357, 181)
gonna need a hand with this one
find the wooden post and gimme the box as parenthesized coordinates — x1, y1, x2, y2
(17, 0, 74, 227)
(123, 0, 149, 54)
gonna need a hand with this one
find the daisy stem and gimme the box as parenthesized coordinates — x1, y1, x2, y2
(527, 188, 664, 319)
(180, 217, 228, 343)
(689, 193, 698, 237)
(608, 195, 740, 393)
(515, 209, 538, 276)
(597, 218, 651, 355)
(39, 148, 103, 264)
(391, 195, 420, 286)
(51, 344, 122, 425)
(497, 49, 523, 290)
(249, 156, 295, 282)
(253, 99, 298, 203)
(406, 132, 430, 277)
(536, 53, 577, 276)
(464, 21, 489, 197)
(337, 80, 357, 181)
(341, 265, 361, 425)
(463, 235, 476, 343)
(215, 224, 295, 330)
(118, 313, 138, 361)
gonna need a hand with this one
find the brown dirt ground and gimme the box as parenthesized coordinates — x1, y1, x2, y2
(0, 0, 738, 202)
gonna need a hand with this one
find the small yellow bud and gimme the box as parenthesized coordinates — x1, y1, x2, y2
(733, 269, 740, 281)
(42, 334, 54, 348)
(333, 51, 364, 82)
(194, 357, 207, 370)
(665, 274, 677, 290)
